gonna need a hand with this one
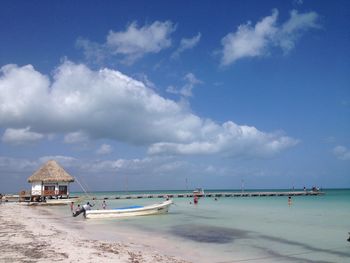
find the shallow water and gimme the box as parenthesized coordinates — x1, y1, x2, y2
(50, 189, 350, 262)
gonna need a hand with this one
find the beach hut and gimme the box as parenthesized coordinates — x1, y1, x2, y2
(28, 160, 74, 200)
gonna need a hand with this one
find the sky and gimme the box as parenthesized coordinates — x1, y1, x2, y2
(0, 0, 349, 193)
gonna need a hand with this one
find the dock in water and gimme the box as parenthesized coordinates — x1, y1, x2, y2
(92, 191, 324, 200)
(1, 191, 324, 202)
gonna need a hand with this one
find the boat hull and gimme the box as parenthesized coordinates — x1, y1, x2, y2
(85, 200, 172, 219)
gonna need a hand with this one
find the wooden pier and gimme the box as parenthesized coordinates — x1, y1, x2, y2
(1, 191, 324, 203)
(92, 191, 324, 200)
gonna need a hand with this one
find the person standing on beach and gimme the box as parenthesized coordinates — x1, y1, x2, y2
(102, 200, 107, 209)
(70, 202, 74, 213)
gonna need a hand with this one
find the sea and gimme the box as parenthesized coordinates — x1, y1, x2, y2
(50, 189, 350, 263)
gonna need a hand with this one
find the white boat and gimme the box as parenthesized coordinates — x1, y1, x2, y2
(193, 188, 205, 196)
(85, 200, 173, 219)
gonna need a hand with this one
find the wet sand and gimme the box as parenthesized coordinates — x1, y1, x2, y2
(0, 203, 189, 263)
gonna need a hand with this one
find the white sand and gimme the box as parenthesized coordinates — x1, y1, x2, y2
(0, 202, 189, 263)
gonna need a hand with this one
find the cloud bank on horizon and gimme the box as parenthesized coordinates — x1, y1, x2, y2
(0, 61, 298, 158)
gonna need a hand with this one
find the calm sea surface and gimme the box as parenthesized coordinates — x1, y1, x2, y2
(51, 189, 350, 263)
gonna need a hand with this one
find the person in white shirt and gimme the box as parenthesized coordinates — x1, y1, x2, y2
(82, 202, 94, 217)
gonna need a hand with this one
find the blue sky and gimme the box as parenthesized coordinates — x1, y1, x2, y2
(0, 0, 349, 192)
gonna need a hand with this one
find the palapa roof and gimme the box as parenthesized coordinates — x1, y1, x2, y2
(28, 160, 75, 183)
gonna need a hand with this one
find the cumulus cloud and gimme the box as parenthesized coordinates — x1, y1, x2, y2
(220, 9, 320, 66)
(166, 72, 202, 97)
(2, 127, 44, 144)
(0, 61, 297, 158)
(96, 144, 113, 155)
(78, 21, 175, 64)
(333, 145, 350, 160)
(171, 32, 201, 59)
(148, 121, 298, 157)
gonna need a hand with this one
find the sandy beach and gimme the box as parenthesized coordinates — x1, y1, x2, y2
(0, 202, 189, 263)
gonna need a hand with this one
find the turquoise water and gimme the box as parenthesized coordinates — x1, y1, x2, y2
(52, 189, 350, 262)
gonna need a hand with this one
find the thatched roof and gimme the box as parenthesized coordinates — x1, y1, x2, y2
(28, 160, 75, 183)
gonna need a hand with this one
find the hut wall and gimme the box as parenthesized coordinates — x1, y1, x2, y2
(31, 182, 71, 196)
(31, 182, 42, 195)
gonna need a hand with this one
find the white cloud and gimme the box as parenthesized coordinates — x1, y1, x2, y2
(107, 21, 175, 55)
(96, 144, 113, 155)
(220, 9, 320, 66)
(333, 145, 350, 161)
(0, 61, 297, 158)
(64, 131, 89, 144)
(69, 156, 189, 177)
(171, 32, 201, 59)
(148, 121, 298, 157)
(0, 64, 50, 125)
(76, 38, 106, 65)
(82, 158, 147, 173)
(277, 10, 320, 52)
(166, 72, 202, 97)
(77, 21, 176, 65)
(133, 73, 156, 90)
(0, 156, 38, 172)
(0, 155, 186, 181)
(2, 127, 44, 144)
(0, 155, 76, 175)
(221, 9, 278, 66)
(39, 155, 77, 167)
(293, 0, 303, 6)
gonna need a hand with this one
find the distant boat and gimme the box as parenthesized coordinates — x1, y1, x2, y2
(193, 188, 205, 196)
(85, 200, 173, 219)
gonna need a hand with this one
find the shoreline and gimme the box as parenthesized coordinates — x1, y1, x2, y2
(0, 202, 189, 263)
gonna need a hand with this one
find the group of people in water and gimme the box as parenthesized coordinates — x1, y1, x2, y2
(189, 194, 220, 205)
